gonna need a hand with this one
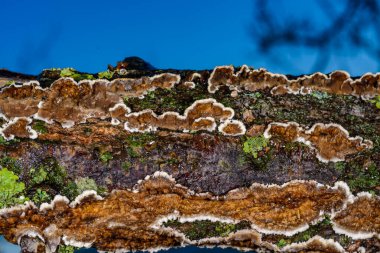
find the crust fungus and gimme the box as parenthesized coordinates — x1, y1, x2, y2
(1, 64, 379, 252)
(124, 98, 235, 133)
(218, 120, 246, 136)
(281, 236, 346, 253)
(36, 78, 124, 127)
(0, 174, 353, 252)
(0, 73, 180, 130)
(1, 117, 38, 140)
(264, 122, 373, 162)
(332, 192, 380, 240)
(208, 65, 380, 99)
(0, 81, 45, 119)
(109, 103, 131, 125)
(110, 72, 181, 97)
(183, 72, 202, 89)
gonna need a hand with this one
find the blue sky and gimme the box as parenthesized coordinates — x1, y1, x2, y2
(0, 0, 378, 75)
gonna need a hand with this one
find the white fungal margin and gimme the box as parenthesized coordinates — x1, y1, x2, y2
(39, 195, 70, 212)
(218, 119, 246, 136)
(69, 190, 103, 208)
(62, 235, 94, 248)
(263, 122, 373, 163)
(281, 235, 346, 253)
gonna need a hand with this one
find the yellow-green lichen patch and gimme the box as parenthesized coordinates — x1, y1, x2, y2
(0, 168, 27, 208)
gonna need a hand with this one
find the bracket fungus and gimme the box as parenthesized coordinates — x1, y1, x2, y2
(123, 98, 236, 133)
(0, 62, 379, 252)
(1, 117, 38, 140)
(264, 122, 373, 162)
(208, 65, 380, 99)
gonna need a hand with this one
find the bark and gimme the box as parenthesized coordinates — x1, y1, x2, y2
(0, 59, 379, 253)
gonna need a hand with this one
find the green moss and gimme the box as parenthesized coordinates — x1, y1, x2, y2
(369, 95, 380, 109)
(124, 88, 190, 114)
(163, 219, 251, 241)
(75, 177, 98, 194)
(32, 188, 51, 204)
(61, 181, 78, 201)
(32, 120, 48, 134)
(100, 152, 113, 163)
(29, 167, 48, 185)
(0, 156, 21, 175)
(310, 91, 331, 100)
(237, 154, 249, 167)
(215, 223, 237, 237)
(4, 80, 15, 86)
(347, 163, 380, 192)
(0, 136, 7, 145)
(0, 136, 18, 146)
(29, 158, 67, 189)
(334, 161, 346, 172)
(98, 70, 114, 79)
(243, 135, 269, 159)
(125, 133, 155, 147)
(273, 216, 351, 247)
(0, 168, 27, 208)
(57, 245, 76, 253)
(124, 133, 156, 158)
(244, 92, 262, 99)
(60, 68, 76, 77)
(122, 161, 132, 171)
(60, 68, 94, 81)
(127, 147, 139, 158)
(146, 90, 155, 99)
(166, 158, 179, 165)
(277, 239, 288, 248)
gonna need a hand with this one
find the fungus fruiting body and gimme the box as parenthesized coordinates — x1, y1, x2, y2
(263, 122, 373, 162)
(0, 172, 374, 253)
(1, 63, 379, 252)
(208, 65, 380, 99)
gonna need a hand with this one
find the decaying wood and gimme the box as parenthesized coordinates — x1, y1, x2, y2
(0, 58, 379, 253)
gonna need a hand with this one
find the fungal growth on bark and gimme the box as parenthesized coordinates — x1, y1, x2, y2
(264, 122, 373, 162)
(0, 60, 379, 253)
(208, 65, 380, 99)
(123, 98, 237, 133)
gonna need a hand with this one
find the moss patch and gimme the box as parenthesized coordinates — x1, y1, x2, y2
(60, 68, 95, 81)
(163, 219, 251, 241)
(32, 120, 48, 134)
(0, 156, 22, 175)
(265, 216, 352, 248)
(100, 152, 113, 163)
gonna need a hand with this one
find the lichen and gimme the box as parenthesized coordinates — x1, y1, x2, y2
(243, 135, 269, 159)
(75, 177, 98, 194)
(0, 168, 27, 208)
(369, 95, 380, 109)
(97, 70, 114, 79)
(99, 152, 113, 164)
(57, 245, 76, 253)
(60, 68, 94, 81)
